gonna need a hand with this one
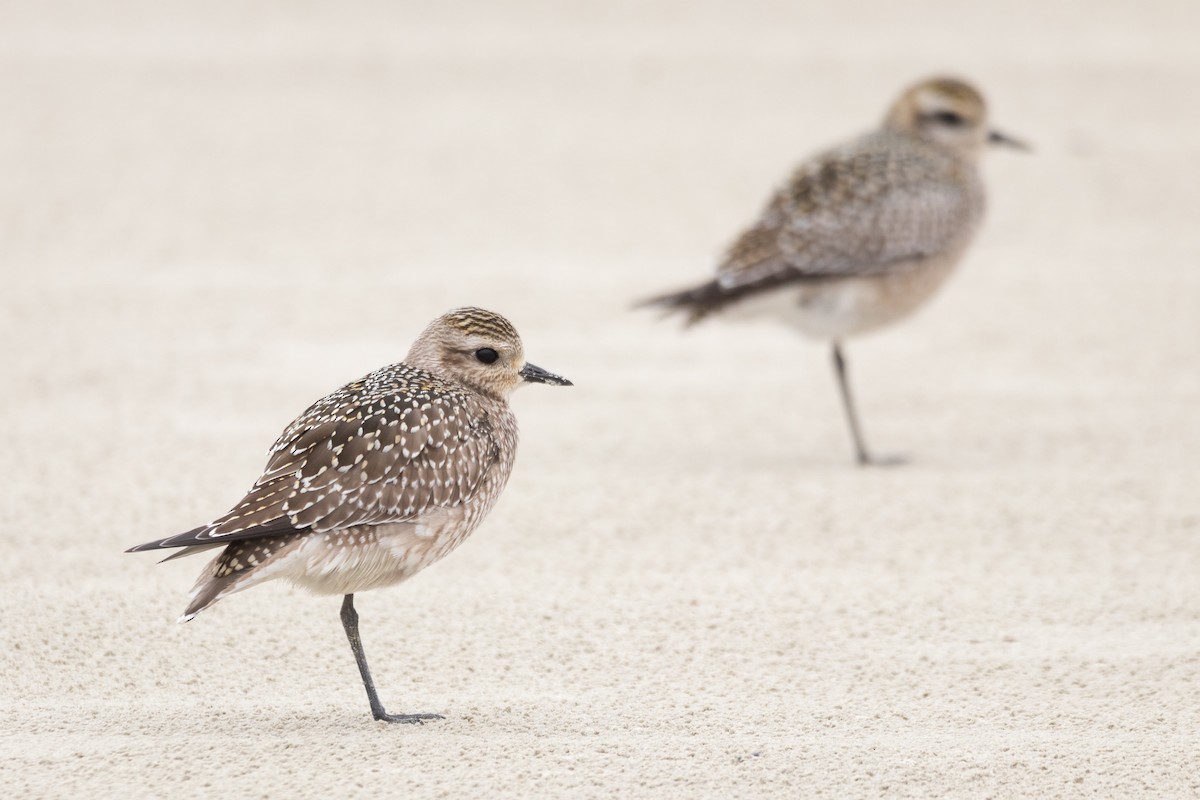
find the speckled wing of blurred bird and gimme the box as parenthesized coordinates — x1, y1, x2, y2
(135, 364, 500, 555)
(696, 137, 976, 316)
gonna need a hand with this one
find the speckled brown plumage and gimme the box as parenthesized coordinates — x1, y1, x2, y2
(144, 359, 517, 620)
(723, 132, 979, 286)
(127, 307, 571, 723)
(160, 364, 502, 543)
(643, 129, 988, 328)
(640, 76, 1025, 463)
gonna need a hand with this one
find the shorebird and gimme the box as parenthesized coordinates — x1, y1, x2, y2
(128, 307, 571, 723)
(640, 76, 1025, 465)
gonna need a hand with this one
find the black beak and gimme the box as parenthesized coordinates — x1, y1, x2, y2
(988, 129, 1031, 151)
(520, 363, 572, 386)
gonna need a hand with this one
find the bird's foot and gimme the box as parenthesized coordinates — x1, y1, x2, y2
(373, 711, 445, 725)
(857, 452, 908, 468)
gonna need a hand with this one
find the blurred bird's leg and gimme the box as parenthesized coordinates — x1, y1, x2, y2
(340, 594, 443, 724)
(831, 341, 904, 467)
(832, 341, 870, 464)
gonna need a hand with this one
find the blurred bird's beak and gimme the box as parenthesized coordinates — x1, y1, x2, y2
(988, 129, 1031, 151)
(520, 363, 573, 386)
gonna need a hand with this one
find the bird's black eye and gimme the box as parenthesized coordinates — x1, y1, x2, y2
(475, 348, 499, 364)
(931, 110, 964, 126)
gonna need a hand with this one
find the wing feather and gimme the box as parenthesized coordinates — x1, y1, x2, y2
(715, 131, 978, 293)
(127, 364, 504, 553)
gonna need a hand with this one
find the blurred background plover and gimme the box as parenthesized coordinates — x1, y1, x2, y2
(641, 76, 1025, 465)
(128, 307, 571, 723)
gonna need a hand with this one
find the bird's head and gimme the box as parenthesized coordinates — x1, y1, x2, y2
(884, 76, 1027, 158)
(406, 307, 572, 398)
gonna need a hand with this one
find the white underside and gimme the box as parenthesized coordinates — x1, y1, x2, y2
(180, 508, 478, 621)
(282, 519, 460, 596)
(714, 281, 894, 339)
(716, 256, 964, 339)
(714, 283, 862, 338)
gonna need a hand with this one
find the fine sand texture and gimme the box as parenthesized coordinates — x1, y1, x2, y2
(2, 1, 1198, 797)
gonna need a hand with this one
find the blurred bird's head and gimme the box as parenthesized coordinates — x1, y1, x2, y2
(406, 307, 572, 398)
(884, 76, 1027, 158)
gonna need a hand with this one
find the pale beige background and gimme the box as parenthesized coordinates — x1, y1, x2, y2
(2, 1, 1198, 797)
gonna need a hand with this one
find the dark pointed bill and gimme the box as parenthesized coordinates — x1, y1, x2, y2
(988, 129, 1030, 151)
(520, 363, 572, 386)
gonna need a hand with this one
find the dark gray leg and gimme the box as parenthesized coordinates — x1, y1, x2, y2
(340, 594, 443, 724)
(831, 341, 900, 466)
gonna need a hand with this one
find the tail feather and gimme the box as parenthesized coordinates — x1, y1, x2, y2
(126, 516, 301, 554)
(635, 279, 730, 325)
(179, 575, 229, 623)
(159, 543, 225, 564)
(178, 551, 241, 623)
(639, 266, 816, 324)
(179, 581, 231, 623)
(177, 535, 300, 623)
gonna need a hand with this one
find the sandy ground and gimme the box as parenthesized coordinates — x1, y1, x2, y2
(2, 1, 1199, 797)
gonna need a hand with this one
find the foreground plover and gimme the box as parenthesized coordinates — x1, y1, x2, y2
(641, 76, 1025, 464)
(128, 307, 571, 723)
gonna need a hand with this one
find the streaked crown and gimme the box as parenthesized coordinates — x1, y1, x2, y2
(404, 307, 571, 398)
(441, 307, 521, 343)
(883, 76, 990, 157)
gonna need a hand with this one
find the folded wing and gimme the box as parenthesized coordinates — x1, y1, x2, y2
(717, 138, 975, 292)
(128, 368, 500, 552)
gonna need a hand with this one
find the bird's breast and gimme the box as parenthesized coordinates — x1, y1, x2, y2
(283, 511, 476, 596)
